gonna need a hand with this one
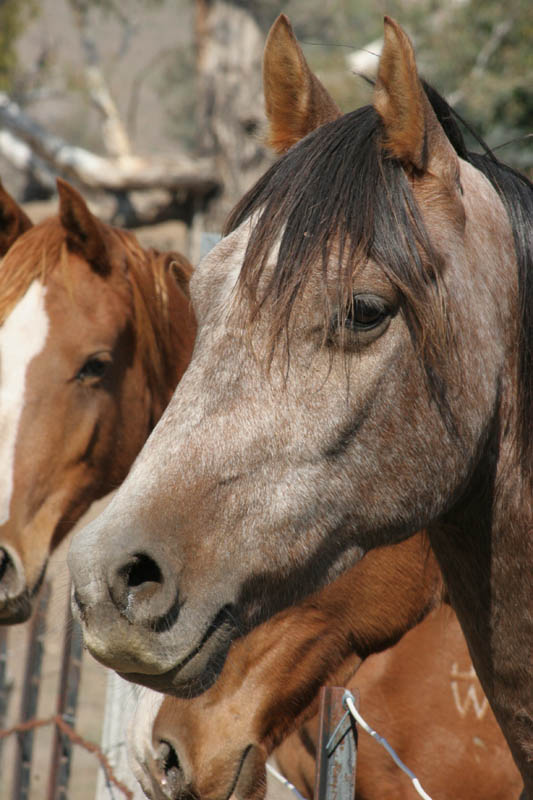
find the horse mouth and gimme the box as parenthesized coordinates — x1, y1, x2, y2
(152, 741, 252, 800)
(0, 591, 32, 624)
(117, 605, 237, 696)
(224, 745, 254, 800)
(0, 557, 47, 625)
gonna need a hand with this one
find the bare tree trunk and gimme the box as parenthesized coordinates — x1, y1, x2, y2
(68, 0, 133, 159)
(194, 0, 274, 228)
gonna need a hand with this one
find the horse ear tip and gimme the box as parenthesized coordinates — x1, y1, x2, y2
(382, 17, 412, 51)
(267, 13, 293, 46)
(56, 177, 74, 199)
(383, 16, 399, 32)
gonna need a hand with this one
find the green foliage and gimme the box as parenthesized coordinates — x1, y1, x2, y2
(0, 0, 38, 91)
(246, 0, 532, 173)
(396, 0, 532, 173)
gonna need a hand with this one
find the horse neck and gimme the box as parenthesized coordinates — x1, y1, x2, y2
(429, 381, 533, 782)
(253, 535, 443, 752)
(128, 253, 196, 429)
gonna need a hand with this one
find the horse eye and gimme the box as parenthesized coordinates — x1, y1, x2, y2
(76, 356, 109, 383)
(344, 295, 389, 331)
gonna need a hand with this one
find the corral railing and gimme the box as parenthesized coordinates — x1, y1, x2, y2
(0, 501, 145, 800)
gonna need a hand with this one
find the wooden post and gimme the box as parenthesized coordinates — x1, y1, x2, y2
(314, 687, 358, 800)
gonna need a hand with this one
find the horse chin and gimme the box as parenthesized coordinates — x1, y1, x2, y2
(76, 600, 236, 695)
(117, 619, 235, 697)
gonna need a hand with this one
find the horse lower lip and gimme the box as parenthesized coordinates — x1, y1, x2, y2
(116, 607, 236, 694)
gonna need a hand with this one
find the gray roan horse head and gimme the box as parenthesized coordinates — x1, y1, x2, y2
(68, 16, 533, 794)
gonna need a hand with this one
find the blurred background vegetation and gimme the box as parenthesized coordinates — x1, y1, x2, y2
(0, 0, 529, 227)
(158, 0, 532, 172)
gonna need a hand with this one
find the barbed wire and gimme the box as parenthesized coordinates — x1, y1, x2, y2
(0, 714, 133, 799)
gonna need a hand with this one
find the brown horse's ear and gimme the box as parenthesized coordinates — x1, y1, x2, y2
(57, 178, 109, 274)
(0, 181, 33, 256)
(263, 14, 341, 154)
(164, 252, 193, 298)
(373, 17, 458, 184)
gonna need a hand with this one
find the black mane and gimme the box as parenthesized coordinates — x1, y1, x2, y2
(227, 105, 448, 378)
(225, 84, 533, 473)
(426, 82, 533, 475)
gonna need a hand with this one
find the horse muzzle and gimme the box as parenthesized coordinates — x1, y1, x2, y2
(0, 545, 35, 624)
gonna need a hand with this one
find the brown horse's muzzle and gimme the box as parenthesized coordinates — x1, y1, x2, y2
(0, 544, 34, 624)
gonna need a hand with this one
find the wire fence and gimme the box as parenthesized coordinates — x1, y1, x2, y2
(0, 502, 142, 800)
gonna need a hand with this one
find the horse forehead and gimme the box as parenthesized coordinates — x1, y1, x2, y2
(46, 256, 129, 322)
(191, 219, 256, 311)
(0, 280, 49, 525)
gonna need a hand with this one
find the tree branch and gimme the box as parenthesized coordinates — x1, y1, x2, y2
(68, 0, 133, 158)
(0, 91, 220, 195)
(447, 19, 513, 107)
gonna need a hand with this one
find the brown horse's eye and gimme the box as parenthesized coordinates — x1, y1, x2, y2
(344, 294, 389, 331)
(76, 355, 110, 384)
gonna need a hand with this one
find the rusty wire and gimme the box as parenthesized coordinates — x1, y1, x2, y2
(0, 714, 133, 799)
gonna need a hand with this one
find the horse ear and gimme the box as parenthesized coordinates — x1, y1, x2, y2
(263, 14, 341, 154)
(57, 178, 109, 274)
(0, 181, 33, 256)
(164, 252, 193, 298)
(373, 17, 458, 183)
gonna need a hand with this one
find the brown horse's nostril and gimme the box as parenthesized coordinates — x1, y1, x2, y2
(154, 739, 182, 799)
(0, 548, 9, 583)
(0, 546, 32, 623)
(0, 546, 25, 598)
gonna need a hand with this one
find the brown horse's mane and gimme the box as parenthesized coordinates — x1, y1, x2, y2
(0, 217, 185, 415)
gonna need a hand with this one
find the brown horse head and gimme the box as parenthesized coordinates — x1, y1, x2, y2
(129, 537, 519, 800)
(128, 533, 442, 800)
(0, 180, 195, 623)
(68, 17, 533, 790)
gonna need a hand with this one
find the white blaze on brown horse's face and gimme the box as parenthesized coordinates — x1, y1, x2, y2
(0, 180, 194, 624)
(0, 281, 49, 528)
(68, 16, 515, 696)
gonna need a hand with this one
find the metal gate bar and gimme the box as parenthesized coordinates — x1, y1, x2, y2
(314, 687, 358, 800)
(47, 586, 84, 800)
(11, 582, 51, 800)
(0, 626, 10, 764)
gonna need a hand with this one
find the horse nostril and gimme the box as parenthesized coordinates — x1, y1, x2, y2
(109, 552, 164, 617)
(155, 739, 182, 799)
(0, 548, 9, 583)
(0, 547, 24, 597)
(124, 553, 162, 588)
